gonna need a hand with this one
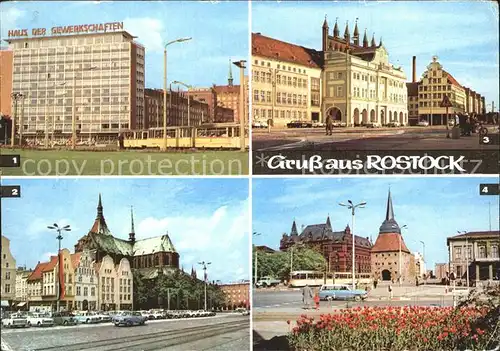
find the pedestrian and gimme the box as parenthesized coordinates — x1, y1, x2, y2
(314, 292, 320, 310)
(373, 279, 378, 289)
(118, 133, 125, 150)
(388, 284, 393, 299)
(325, 115, 333, 136)
(302, 284, 313, 309)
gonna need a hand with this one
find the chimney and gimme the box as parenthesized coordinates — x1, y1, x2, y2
(412, 56, 416, 83)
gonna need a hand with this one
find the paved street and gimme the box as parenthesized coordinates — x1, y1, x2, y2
(253, 126, 499, 151)
(1, 314, 250, 351)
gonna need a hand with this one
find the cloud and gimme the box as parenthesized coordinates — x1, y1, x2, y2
(0, 7, 26, 40)
(124, 17, 164, 53)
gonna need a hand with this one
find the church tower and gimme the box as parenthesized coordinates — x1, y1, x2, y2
(228, 58, 234, 87)
(371, 190, 415, 283)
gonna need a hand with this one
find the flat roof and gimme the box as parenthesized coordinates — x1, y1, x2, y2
(4, 30, 137, 43)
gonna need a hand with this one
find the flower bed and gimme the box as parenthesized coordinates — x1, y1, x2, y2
(287, 305, 499, 351)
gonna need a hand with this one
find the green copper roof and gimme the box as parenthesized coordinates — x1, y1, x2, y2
(133, 235, 177, 256)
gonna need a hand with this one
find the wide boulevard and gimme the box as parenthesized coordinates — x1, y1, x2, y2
(1, 314, 249, 351)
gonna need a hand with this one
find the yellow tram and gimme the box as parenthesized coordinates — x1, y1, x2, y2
(123, 123, 248, 149)
(289, 270, 373, 288)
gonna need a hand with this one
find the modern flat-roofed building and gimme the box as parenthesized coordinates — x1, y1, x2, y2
(4, 22, 145, 141)
(219, 280, 250, 310)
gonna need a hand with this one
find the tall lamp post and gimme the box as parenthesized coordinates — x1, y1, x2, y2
(11, 92, 24, 147)
(457, 231, 469, 288)
(47, 223, 71, 312)
(72, 66, 97, 150)
(162, 37, 192, 151)
(198, 261, 211, 311)
(172, 80, 193, 127)
(253, 232, 261, 287)
(339, 200, 366, 290)
(232, 60, 247, 152)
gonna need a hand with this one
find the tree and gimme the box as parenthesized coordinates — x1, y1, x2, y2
(133, 270, 149, 309)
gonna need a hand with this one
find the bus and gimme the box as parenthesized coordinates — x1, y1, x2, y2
(289, 270, 373, 288)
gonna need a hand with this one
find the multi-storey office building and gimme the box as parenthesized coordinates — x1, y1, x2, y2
(252, 33, 323, 127)
(5, 23, 145, 141)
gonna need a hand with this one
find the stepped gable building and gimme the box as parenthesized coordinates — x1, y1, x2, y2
(322, 18, 408, 127)
(74, 195, 180, 279)
(371, 190, 416, 282)
(280, 215, 372, 274)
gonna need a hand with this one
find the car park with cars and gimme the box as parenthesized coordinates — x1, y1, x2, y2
(318, 284, 368, 301)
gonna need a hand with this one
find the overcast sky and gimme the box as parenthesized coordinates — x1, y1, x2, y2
(1, 178, 249, 284)
(253, 177, 500, 270)
(253, 1, 499, 111)
(0, 1, 249, 89)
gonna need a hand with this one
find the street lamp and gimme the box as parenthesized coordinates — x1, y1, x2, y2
(47, 223, 71, 312)
(172, 80, 193, 127)
(232, 60, 247, 152)
(198, 261, 211, 311)
(253, 232, 261, 287)
(339, 200, 366, 289)
(399, 224, 408, 286)
(162, 37, 192, 151)
(72, 66, 97, 150)
(457, 231, 469, 288)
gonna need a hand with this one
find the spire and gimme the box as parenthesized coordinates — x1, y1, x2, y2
(129, 206, 136, 243)
(363, 29, 368, 47)
(97, 193, 103, 219)
(333, 17, 339, 37)
(344, 20, 350, 41)
(353, 18, 359, 45)
(379, 36, 383, 47)
(371, 33, 376, 47)
(326, 215, 332, 230)
(228, 58, 233, 87)
(191, 266, 197, 279)
(322, 14, 328, 29)
(379, 189, 401, 234)
(291, 220, 298, 236)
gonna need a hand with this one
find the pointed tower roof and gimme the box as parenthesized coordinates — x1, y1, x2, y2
(333, 17, 340, 37)
(363, 29, 368, 47)
(371, 33, 376, 47)
(129, 206, 136, 242)
(291, 220, 298, 236)
(90, 194, 112, 235)
(326, 215, 332, 230)
(353, 18, 359, 37)
(322, 14, 328, 28)
(379, 189, 401, 234)
(379, 36, 383, 47)
(228, 58, 234, 87)
(344, 21, 350, 40)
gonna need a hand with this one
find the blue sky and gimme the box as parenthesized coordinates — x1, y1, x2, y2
(0, 1, 249, 89)
(1, 178, 249, 284)
(253, 177, 500, 270)
(253, 1, 499, 111)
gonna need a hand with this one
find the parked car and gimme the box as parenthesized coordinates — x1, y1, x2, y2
(387, 120, 401, 127)
(52, 311, 77, 326)
(256, 276, 280, 288)
(2, 313, 29, 328)
(139, 310, 155, 320)
(235, 308, 250, 316)
(417, 120, 429, 127)
(92, 312, 112, 323)
(149, 310, 165, 319)
(312, 122, 325, 128)
(73, 312, 100, 324)
(113, 311, 146, 327)
(318, 284, 368, 301)
(365, 121, 382, 128)
(332, 121, 347, 127)
(26, 312, 54, 327)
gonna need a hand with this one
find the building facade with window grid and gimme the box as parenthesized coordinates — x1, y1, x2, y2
(447, 231, 500, 283)
(252, 33, 323, 127)
(219, 281, 250, 310)
(5, 30, 144, 140)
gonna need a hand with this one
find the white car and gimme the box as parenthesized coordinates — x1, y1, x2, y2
(2, 313, 29, 328)
(27, 312, 54, 327)
(417, 120, 429, 127)
(149, 310, 165, 319)
(387, 120, 401, 127)
(365, 121, 382, 128)
(313, 122, 325, 128)
(92, 312, 112, 323)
